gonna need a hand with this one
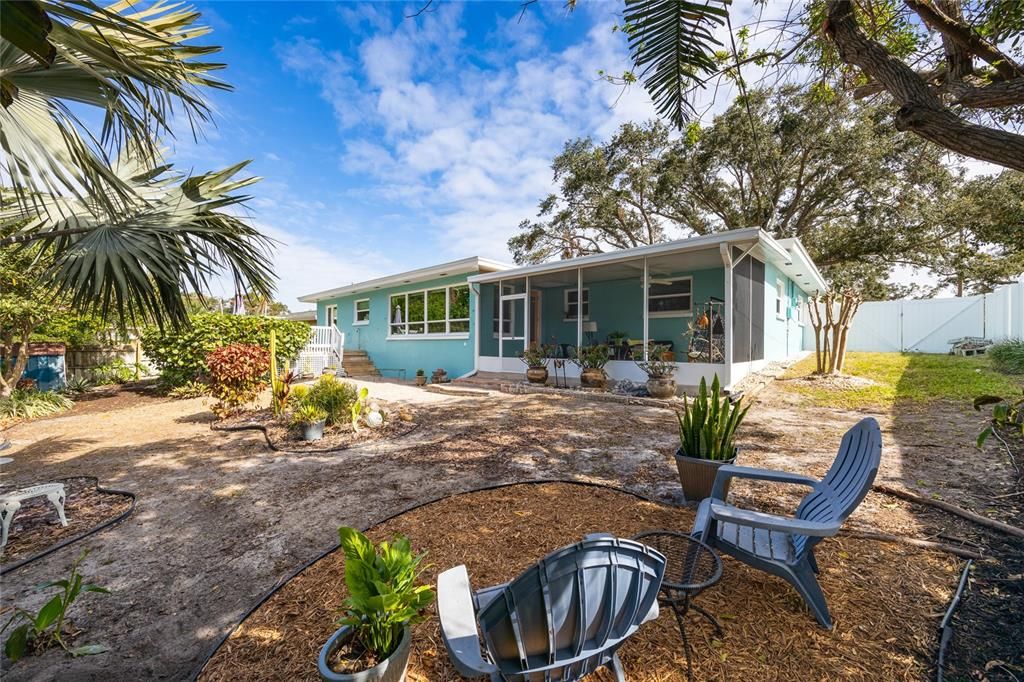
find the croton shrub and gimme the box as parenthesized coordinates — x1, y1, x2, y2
(206, 343, 271, 417)
(142, 313, 310, 386)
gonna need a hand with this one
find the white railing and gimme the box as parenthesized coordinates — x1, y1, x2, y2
(295, 326, 345, 377)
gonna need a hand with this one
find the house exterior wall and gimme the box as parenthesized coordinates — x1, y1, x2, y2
(763, 260, 807, 359)
(317, 273, 478, 379)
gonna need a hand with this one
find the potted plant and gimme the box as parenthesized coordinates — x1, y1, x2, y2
(318, 528, 434, 682)
(675, 375, 749, 502)
(414, 369, 427, 386)
(293, 403, 328, 441)
(571, 345, 610, 389)
(431, 368, 449, 384)
(519, 346, 549, 384)
(633, 344, 677, 398)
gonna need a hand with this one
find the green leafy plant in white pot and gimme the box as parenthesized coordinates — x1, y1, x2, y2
(675, 375, 749, 502)
(292, 403, 327, 441)
(318, 528, 434, 682)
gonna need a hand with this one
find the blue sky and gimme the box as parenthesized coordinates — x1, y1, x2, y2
(170, 0, 676, 310)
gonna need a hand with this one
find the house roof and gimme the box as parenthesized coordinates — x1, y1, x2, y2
(468, 229, 828, 294)
(297, 256, 512, 303)
(281, 310, 317, 322)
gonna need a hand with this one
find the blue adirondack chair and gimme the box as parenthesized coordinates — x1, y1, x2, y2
(691, 417, 882, 629)
(437, 534, 666, 681)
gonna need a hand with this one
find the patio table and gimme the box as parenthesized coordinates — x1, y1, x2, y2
(633, 530, 723, 681)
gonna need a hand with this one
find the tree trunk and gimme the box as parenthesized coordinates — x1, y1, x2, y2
(0, 325, 32, 397)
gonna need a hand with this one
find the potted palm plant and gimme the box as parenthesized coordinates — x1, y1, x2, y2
(675, 375, 749, 502)
(633, 344, 677, 398)
(318, 528, 434, 682)
(571, 345, 610, 389)
(519, 346, 549, 384)
(293, 403, 327, 441)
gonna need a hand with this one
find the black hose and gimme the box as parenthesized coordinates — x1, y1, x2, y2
(936, 558, 973, 682)
(187, 478, 676, 681)
(0, 476, 136, 577)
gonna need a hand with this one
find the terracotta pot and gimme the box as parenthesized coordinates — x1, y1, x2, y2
(674, 448, 737, 503)
(660, 351, 675, 362)
(646, 376, 677, 399)
(415, 375, 427, 386)
(319, 624, 411, 682)
(579, 368, 607, 389)
(526, 367, 548, 384)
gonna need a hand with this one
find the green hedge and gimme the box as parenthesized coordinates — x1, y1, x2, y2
(142, 313, 311, 386)
(989, 339, 1024, 374)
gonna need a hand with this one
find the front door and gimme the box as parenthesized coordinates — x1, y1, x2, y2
(530, 290, 542, 347)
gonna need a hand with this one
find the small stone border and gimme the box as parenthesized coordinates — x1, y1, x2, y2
(211, 419, 421, 455)
(499, 382, 685, 410)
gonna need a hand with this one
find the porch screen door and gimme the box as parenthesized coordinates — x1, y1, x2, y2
(731, 250, 765, 363)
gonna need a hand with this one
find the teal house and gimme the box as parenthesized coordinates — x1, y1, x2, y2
(298, 229, 826, 390)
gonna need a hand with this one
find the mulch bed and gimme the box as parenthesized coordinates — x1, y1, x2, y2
(200, 482, 961, 681)
(0, 477, 133, 567)
(217, 402, 418, 452)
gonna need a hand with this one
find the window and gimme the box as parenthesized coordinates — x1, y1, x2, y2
(776, 279, 786, 319)
(564, 288, 590, 321)
(794, 294, 804, 325)
(325, 304, 337, 328)
(353, 299, 369, 325)
(648, 278, 692, 316)
(388, 285, 470, 338)
(493, 297, 515, 336)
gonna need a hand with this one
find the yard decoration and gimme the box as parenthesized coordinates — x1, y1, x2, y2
(292, 404, 327, 441)
(205, 343, 270, 417)
(318, 528, 433, 682)
(571, 345, 610, 389)
(519, 346, 549, 384)
(675, 375, 749, 502)
(2, 551, 109, 662)
(633, 343, 677, 398)
(807, 291, 862, 375)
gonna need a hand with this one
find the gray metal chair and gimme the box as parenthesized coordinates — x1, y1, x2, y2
(437, 534, 666, 681)
(691, 417, 882, 629)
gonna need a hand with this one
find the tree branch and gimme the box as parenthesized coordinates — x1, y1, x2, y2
(904, 0, 1024, 80)
(824, 0, 1024, 171)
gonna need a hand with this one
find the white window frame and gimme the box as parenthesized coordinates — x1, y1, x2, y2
(795, 294, 804, 326)
(387, 285, 470, 340)
(776, 279, 786, 320)
(325, 304, 338, 328)
(563, 287, 590, 322)
(647, 277, 693, 318)
(353, 298, 370, 326)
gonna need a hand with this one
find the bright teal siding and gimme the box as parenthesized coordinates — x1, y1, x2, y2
(317, 273, 478, 379)
(763, 261, 803, 358)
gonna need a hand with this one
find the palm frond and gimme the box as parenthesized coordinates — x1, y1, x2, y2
(623, 0, 730, 128)
(0, 0, 228, 213)
(1, 157, 276, 330)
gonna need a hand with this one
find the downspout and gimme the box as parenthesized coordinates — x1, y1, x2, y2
(459, 282, 482, 380)
(642, 257, 649, 362)
(720, 243, 734, 389)
(576, 267, 583, 351)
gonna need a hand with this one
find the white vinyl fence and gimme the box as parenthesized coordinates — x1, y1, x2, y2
(802, 279, 1024, 354)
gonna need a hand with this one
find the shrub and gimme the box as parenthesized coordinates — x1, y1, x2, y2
(205, 344, 270, 416)
(90, 358, 137, 385)
(288, 384, 310, 406)
(0, 389, 74, 421)
(336, 527, 433, 662)
(989, 339, 1024, 374)
(63, 376, 93, 395)
(167, 380, 209, 400)
(306, 375, 358, 426)
(291, 403, 326, 426)
(677, 375, 749, 461)
(141, 313, 310, 386)
(571, 344, 610, 371)
(271, 369, 297, 416)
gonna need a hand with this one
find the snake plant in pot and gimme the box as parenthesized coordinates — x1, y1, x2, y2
(318, 528, 434, 681)
(675, 375, 749, 502)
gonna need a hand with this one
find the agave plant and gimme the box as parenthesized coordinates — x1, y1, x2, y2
(677, 375, 748, 461)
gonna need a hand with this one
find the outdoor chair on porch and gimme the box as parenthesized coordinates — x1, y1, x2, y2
(691, 417, 882, 629)
(437, 534, 666, 681)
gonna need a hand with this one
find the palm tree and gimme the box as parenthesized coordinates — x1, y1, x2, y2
(0, 0, 276, 329)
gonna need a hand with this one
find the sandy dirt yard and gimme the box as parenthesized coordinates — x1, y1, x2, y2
(0, 377, 1019, 681)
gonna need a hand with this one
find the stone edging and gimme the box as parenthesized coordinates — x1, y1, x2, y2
(211, 419, 421, 455)
(499, 382, 684, 410)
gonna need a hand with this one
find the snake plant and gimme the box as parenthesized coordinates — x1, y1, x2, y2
(677, 375, 748, 461)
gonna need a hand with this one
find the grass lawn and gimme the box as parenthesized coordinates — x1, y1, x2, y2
(781, 351, 1023, 409)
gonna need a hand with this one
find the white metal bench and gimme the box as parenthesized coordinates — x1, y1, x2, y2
(1, 483, 68, 548)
